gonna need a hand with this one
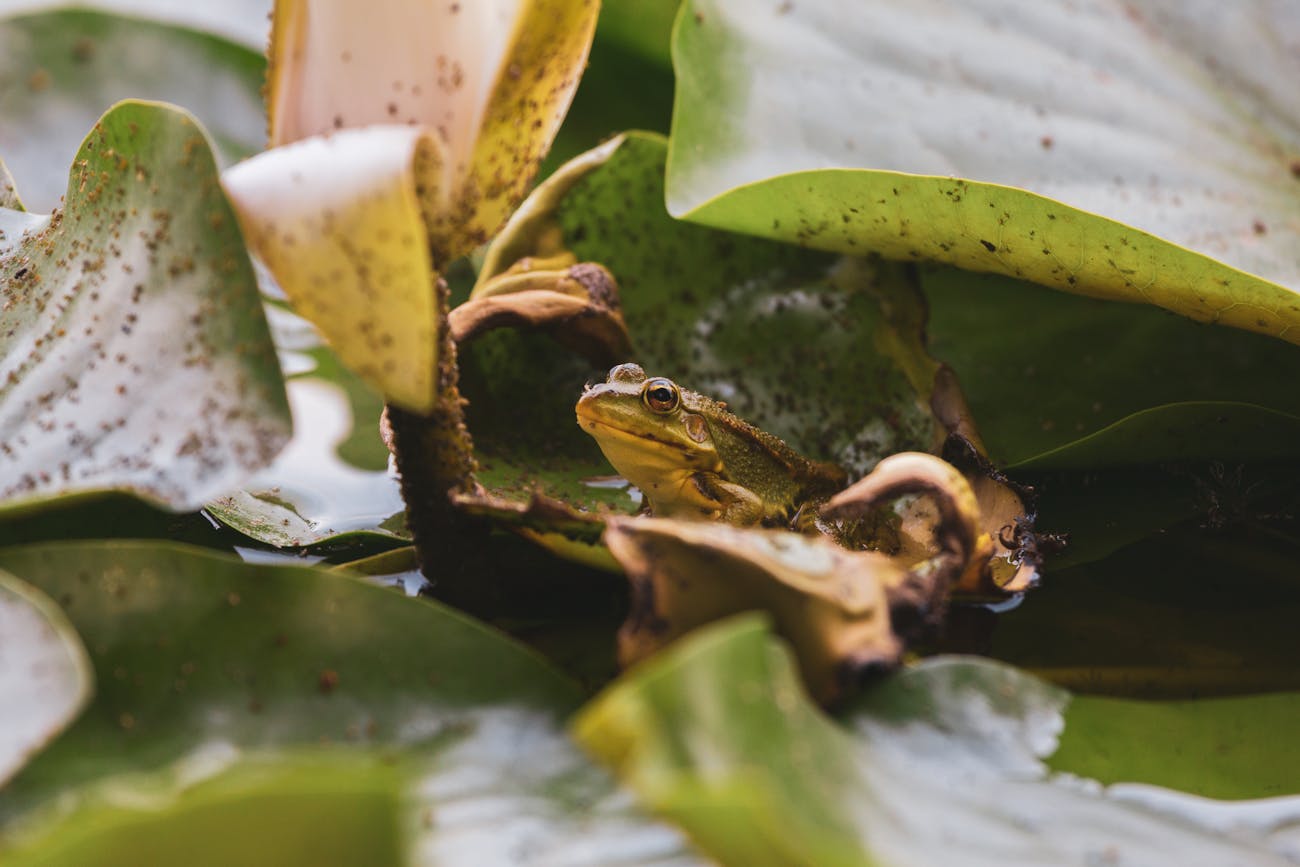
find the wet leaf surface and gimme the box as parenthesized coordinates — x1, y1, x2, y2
(0, 100, 291, 514)
(0, 9, 266, 213)
(0, 541, 701, 866)
(669, 0, 1300, 345)
(576, 615, 1300, 867)
(0, 570, 92, 787)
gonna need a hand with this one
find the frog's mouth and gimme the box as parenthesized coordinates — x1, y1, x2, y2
(578, 417, 698, 458)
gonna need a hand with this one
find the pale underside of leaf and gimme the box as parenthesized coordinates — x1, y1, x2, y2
(0, 99, 291, 512)
(222, 126, 441, 413)
(0, 570, 92, 788)
(668, 0, 1300, 344)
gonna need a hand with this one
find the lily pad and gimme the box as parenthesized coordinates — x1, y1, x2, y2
(576, 615, 1300, 866)
(0, 570, 92, 787)
(0, 8, 266, 213)
(0, 100, 291, 514)
(457, 133, 940, 528)
(667, 0, 1300, 346)
(924, 269, 1300, 468)
(0, 541, 700, 865)
(990, 524, 1300, 698)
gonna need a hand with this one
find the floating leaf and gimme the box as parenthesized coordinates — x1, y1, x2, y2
(0, 9, 266, 212)
(924, 268, 1300, 468)
(0, 100, 290, 514)
(576, 616, 1299, 866)
(457, 134, 941, 534)
(0, 541, 699, 865)
(0, 570, 92, 787)
(668, 0, 1300, 345)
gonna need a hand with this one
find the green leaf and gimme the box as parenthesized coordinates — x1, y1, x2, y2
(0, 542, 700, 865)
(0, 9, 266, 213)
(461, 133, 938, 525)
(667, 0, 1300, 346)
(576, 616, 1299, 866)
(923, 269, 1300, 468)
(990, 525, 1300, 698)
(1052, 692, 1300, 801)
(0, 570, 92, 787)
(0, 100, 291, 514)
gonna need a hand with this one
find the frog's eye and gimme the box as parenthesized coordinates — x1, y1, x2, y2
(642, 378, 680, 413)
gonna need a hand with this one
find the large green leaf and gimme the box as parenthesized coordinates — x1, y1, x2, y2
(576, 616, 1300, 866)
(924, 268, 1300, 468)
(0, 9, 266, 212)
(0, 570, 91, 787)
(460, 133, 938, 526)
(0, 542, 700, 865)
(0, 100, 290, 514)
(667, 0, 1300, 346)
(990, 525, 1300, 697)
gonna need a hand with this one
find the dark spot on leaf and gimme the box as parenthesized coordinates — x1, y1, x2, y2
(979, 240, 996, 252)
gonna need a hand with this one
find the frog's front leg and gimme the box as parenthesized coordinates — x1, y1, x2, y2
(692, 474, 765, 526)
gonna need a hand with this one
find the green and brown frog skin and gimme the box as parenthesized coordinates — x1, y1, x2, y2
(576, 363, 847, 528)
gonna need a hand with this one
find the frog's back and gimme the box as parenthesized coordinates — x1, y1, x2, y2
(689, 389, 846, 523)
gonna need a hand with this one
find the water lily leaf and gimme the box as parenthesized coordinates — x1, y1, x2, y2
(0, 541, 700, 865)
(1053, 691, 1300, 801)
(0, 570, 92, 787)
(0, 100, 291, 514)
(576, 615, 1299, 866)
(222, 126, 442, 413)
(990, 525, 1300, 698)
(925, 268, 1300, 468)
(668, 0, 1300, 346)
(458, 133, 941, 535)
(0, 8, 266, 213)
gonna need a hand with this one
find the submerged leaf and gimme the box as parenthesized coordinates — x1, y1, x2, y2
(0, 100, 290, 513)
(668, 0, 1300, 345)
(576, 616, 1299, 866)
(0, 570, 92, 787)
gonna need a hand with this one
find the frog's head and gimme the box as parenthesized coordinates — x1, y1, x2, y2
(576, 363, 722, 488)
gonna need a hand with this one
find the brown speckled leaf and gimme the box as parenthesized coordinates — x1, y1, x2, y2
(0, 100, 290, 514)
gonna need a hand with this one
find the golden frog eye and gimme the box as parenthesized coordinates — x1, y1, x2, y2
(642, 378, 680, 413)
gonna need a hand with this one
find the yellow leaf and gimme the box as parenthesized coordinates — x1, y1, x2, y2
(223, 126, 442, 412)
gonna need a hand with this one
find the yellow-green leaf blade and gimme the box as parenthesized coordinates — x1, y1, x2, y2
(668, 0, 1300, 343)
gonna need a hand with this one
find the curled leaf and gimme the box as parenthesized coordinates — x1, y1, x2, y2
(605, 516, 907, 705)
(0, 570, 92, 787)
(222, 126, 442, 413)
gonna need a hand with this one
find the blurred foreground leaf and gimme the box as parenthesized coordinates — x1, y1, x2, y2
(576, 616, 1299, 866)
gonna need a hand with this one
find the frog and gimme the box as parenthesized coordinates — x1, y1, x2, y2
(575, 363, 847, 528)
